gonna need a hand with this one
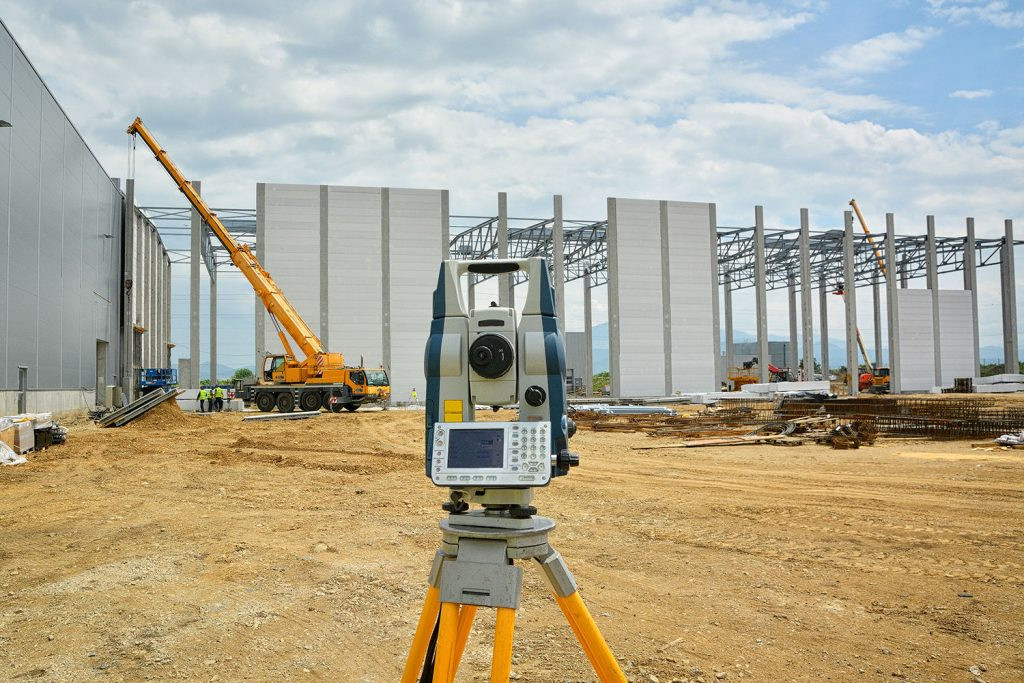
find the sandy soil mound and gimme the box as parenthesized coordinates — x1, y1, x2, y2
(125, 398, 192, 430)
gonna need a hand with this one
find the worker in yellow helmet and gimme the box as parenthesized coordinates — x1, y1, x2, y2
(197, 387, 209, 412)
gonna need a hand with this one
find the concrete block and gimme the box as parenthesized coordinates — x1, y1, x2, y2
(973, 374, 1024, 385)
(975, 383, 1024, 393)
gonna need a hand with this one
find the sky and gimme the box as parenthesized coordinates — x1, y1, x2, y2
(3, 0, 1022, 374)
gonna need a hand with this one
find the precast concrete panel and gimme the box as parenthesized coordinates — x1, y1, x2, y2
(609, 198, 665, 397)
(262, 183, 321, 355)
(326, 186, 384, 366)
(385, 188, 444, 402)
(896, 290, 935, 391)
(564, 331, 587, 387)
(665, 201, 717, 393)
(938, 290, 976, 385)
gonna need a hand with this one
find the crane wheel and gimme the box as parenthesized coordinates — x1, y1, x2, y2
(344, 404, 359, 412)
(299, 391, 322, 412)
(329, 404, 344, 413)
(276, 392, 295, 412)
(255, 392, 275, 412)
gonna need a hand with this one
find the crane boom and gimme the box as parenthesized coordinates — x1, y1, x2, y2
(127, 117, 328, 362)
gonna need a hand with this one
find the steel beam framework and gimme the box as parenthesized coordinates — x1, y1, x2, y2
(145, 207, 1017, 290)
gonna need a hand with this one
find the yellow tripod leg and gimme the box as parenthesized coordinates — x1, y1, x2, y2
(554, 592, 627, 683)
(489, 607, 516, 682)
(401, 585, 442, 683)
(433, 602, 460, 682)
(451, 604, 478, 678)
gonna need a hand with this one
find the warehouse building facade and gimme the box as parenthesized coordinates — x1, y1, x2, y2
(0, 20, 171, 414)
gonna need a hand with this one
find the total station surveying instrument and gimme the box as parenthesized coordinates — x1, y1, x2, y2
(402, 258, 626, 682)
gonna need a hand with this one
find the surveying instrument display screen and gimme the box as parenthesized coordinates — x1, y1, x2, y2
(431, 421, 552, 487)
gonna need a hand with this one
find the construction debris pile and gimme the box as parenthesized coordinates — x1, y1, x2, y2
(572, 395, 1024, 450)
(0, 412, 67, 464)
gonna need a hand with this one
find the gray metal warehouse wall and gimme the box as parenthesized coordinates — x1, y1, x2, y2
(0, 21, 121, 412)
(0, 21, 171, 413)
(255, 183, 447, 403)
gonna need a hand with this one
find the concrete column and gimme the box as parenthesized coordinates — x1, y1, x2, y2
(754, 206, 769, 382)
(155, 234, 163, 368)
(885, 214, 901, 393)
(926, 215, 941, 386)
(381, 188, 391, 375)
(1002, 219, 1019, 373)
(319, 185, 329, 348)
(799, 209, 814, 379)
(787, 274, 799, 373)
(819, 278, 830, 378)
(441, 190, 450, 262)
(583, 270, 594, 398)
(899, 255, 909, 288)
(255, 183, 266, 374)
(467, 275, 476, 310)
(165, 258, 172, 368)
(497, 192, 510, 307)
(659, 201, 673, 395)
(964, 218, 981, 375)
(134, 201, 143, 333)
(189, 180, 202, 389)
(150, 227, 158, 367)
(122, 180, 136, 402)
(873, 279, 883, 367)
(143, 224, 152, 368)
(552, 195, 566, 334)
(607, 198, 620, 398)
(843, 211, 858, 395)
(209, 269, 217, 383)
(178, 359, 190, 394)
(723, 274, 734, 375)
(709, 203, 721, 391)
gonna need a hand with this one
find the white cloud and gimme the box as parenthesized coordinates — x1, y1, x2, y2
(2, 2, 1021, 361)
(820, 26, 941, 75)
(950, 88, 994, 99)
(928, 1, 1024, 29)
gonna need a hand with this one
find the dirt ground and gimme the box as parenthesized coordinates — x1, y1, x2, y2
(1, 402, 1022, 682)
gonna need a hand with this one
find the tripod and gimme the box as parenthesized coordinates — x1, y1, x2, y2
(401, 505, 627, 682)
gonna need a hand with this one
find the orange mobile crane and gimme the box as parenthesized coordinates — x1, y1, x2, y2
(127, 117, 391, 413)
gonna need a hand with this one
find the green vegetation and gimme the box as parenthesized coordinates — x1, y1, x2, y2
(980, 361, 1024, 377)
(592, 371, 610, 395)
(231, 367, 254, 381)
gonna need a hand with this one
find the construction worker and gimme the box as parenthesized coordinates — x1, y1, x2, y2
(197, 387, 209, 413)
(410, 388, 418, 406)
(213, 385, 225, 412)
